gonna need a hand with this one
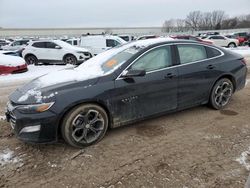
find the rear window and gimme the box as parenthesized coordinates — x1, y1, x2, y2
(206, 47, 222, 58)
(177, 44, 207, 64)
(32, 42, 46, 48)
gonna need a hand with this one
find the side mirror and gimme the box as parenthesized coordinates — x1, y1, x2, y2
(55, 45, 62, 49)
(121, 69, 146, 78)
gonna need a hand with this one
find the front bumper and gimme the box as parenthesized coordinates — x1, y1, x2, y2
(5, 104, 58, 143)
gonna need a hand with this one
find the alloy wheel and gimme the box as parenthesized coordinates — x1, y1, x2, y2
(214, 81, 233, 107)
(71, 109, 105, 144)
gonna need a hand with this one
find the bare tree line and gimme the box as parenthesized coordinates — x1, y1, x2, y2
(162, 10, 250, 32)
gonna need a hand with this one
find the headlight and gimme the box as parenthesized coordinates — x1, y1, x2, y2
(76, 51, 91, 57)
(17, 102, 54, 114)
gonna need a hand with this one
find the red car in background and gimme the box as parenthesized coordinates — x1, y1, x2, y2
(0, 53, 28, 75)
(233, 32, 250, 46)
(171, 35, 214, 45)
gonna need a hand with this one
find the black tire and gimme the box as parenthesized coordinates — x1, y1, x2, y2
(63, 54, 77, 65)
(209, 78, 234, 110)
(25, 54, 38, 65)
(61, 104, 109, 148)
(228, 42, 236, 48)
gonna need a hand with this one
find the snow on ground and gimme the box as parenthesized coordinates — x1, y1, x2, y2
(0, 148, 22, 166)
(236, 147, 250, 171)
(0, 64, 74, 84)
(227, 46, 250, 57)
(0, 115, 6, 121)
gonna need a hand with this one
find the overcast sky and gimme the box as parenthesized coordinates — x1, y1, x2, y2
(0, 0, 249, 28)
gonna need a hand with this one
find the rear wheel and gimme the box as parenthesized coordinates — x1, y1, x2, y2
(63, 54, 77, 65)
(228, 42, 236, 48)
(209, 78, 234, 110)
(25, 55, 38, 65)
(61, 104, 109, 148)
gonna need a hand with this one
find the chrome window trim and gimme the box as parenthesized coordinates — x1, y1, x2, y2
(116, 43, 224, 80)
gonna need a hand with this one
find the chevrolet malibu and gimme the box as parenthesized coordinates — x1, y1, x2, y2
(5, 38, 247, 148)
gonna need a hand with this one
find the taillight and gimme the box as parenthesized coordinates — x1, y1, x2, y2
(241, 58, 247, 65)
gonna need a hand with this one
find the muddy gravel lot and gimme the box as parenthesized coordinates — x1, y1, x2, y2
(0, 68, 250, 188)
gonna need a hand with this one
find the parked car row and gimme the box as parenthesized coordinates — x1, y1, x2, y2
(199, 31, 250, 46)
(1, 31, 249, 69)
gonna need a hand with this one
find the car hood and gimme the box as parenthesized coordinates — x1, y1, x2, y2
(0, 54, 26, 66)
(9, 68, 100, 105)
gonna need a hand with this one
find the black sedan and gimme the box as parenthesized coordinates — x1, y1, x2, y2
(6, 38, 247, 148)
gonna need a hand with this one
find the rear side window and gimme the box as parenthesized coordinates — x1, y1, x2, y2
(130, 46, 172, 72)
(206, 47, 222, 58)
(106, 39, 120, 47)
(32, 42, 46, 48)
(177, 44, 207, 64)
(73, 40, 78, 45)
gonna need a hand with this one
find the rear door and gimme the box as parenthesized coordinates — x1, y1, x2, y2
(112, 45, 178, 126)
(176, 43, 223, 108)
(31, 42, 47, 59)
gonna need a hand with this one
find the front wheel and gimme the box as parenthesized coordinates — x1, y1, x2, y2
(25, 55, 38, 65)
(61, 104, 109, 148)
(63, 54, 77, 65)
(228, 43, 236, 48)
(209, 78, 234, 110)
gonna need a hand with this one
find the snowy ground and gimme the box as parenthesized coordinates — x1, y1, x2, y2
(227, 46, 250, 57)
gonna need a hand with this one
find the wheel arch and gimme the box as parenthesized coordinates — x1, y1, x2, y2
(63, 53, 77, 61)
(56, 100, 113, 138)
(228, 42, 236, 47)
(24, 53, 37, 60)
(209, 74, 236, 97)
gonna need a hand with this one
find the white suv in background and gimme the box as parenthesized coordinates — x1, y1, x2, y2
(22, 40, 92, 65)
(203, 35, 239, 48)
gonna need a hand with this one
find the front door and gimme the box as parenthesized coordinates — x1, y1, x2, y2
(111, 45, 178, 126)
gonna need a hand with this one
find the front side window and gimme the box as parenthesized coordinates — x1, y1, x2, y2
(210, 36, 224, 40)
(177, 44, 207, 64)
(106, 39, 120, 47)
(46, 42, 57, 49)
(130, 46, 172, 72)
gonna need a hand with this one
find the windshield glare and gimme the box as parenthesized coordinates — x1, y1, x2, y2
(76, 45, 141, 75)
(101, 47, 140, 73)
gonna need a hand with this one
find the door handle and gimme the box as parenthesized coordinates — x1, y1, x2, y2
(165, 73, 176, 79)
(207, 64, 216, 69)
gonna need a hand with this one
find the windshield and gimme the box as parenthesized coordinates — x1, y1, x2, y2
(76, 45, 141, 75)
